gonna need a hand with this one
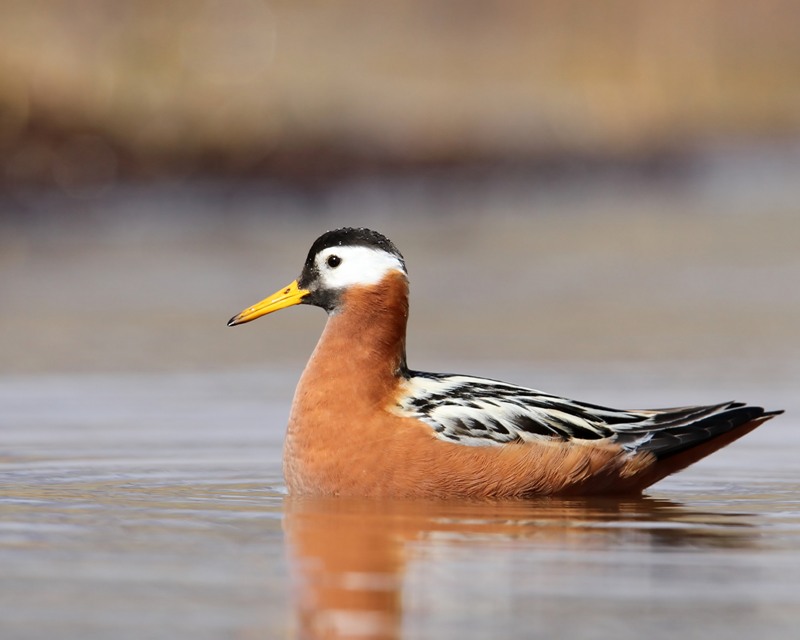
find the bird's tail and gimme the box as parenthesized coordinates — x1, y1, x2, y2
(631, 404, 783, 491)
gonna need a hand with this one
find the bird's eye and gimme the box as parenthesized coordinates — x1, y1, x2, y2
(326, 254, 341, 268)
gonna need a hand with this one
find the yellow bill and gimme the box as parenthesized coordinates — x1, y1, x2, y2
(227, 280, 309, 326)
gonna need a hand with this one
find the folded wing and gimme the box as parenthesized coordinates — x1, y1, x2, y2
(397, 372, 779, 460)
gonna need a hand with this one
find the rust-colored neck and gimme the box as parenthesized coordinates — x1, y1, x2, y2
(296, 271, 409, 411)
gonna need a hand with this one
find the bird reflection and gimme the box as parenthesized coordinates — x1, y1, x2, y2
(283, 495, 756, 640)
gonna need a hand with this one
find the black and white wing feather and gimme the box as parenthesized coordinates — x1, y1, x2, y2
(395, 372, 773, 458)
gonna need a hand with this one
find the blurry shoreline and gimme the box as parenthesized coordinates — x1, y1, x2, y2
(3, 1, 800, 191)
(2, 136, 799, 233)
(0, 116, 699, 188)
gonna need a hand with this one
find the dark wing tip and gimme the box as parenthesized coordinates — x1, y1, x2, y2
(637, 403, 781, 460)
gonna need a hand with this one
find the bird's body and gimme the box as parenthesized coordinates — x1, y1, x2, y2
(229, 228, 781, 498)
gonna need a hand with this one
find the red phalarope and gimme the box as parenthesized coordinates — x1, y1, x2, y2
(228, 227, 782, 498)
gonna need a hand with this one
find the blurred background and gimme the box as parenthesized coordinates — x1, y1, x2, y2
(2, 5, 800, 639)
(1, 0, 799, 380)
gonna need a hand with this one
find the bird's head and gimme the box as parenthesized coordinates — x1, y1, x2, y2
(228, 227, 407, 326)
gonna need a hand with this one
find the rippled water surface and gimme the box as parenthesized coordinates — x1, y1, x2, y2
(2, 369, 798, 640)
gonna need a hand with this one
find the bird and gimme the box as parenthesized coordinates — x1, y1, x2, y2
(228, 227, 782, 498)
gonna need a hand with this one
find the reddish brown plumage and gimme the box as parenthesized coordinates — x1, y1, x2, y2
(226, 228, 781, 497)
(280, 271, 775, 498)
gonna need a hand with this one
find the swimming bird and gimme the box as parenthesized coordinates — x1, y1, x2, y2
(228, 228, 781, 498)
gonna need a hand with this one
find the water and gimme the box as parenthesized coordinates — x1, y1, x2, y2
(2, 177, 799, 638)
(1, 368, 797, 640)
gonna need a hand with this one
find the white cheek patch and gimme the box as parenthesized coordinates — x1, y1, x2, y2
(316, 246, 406, 289)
